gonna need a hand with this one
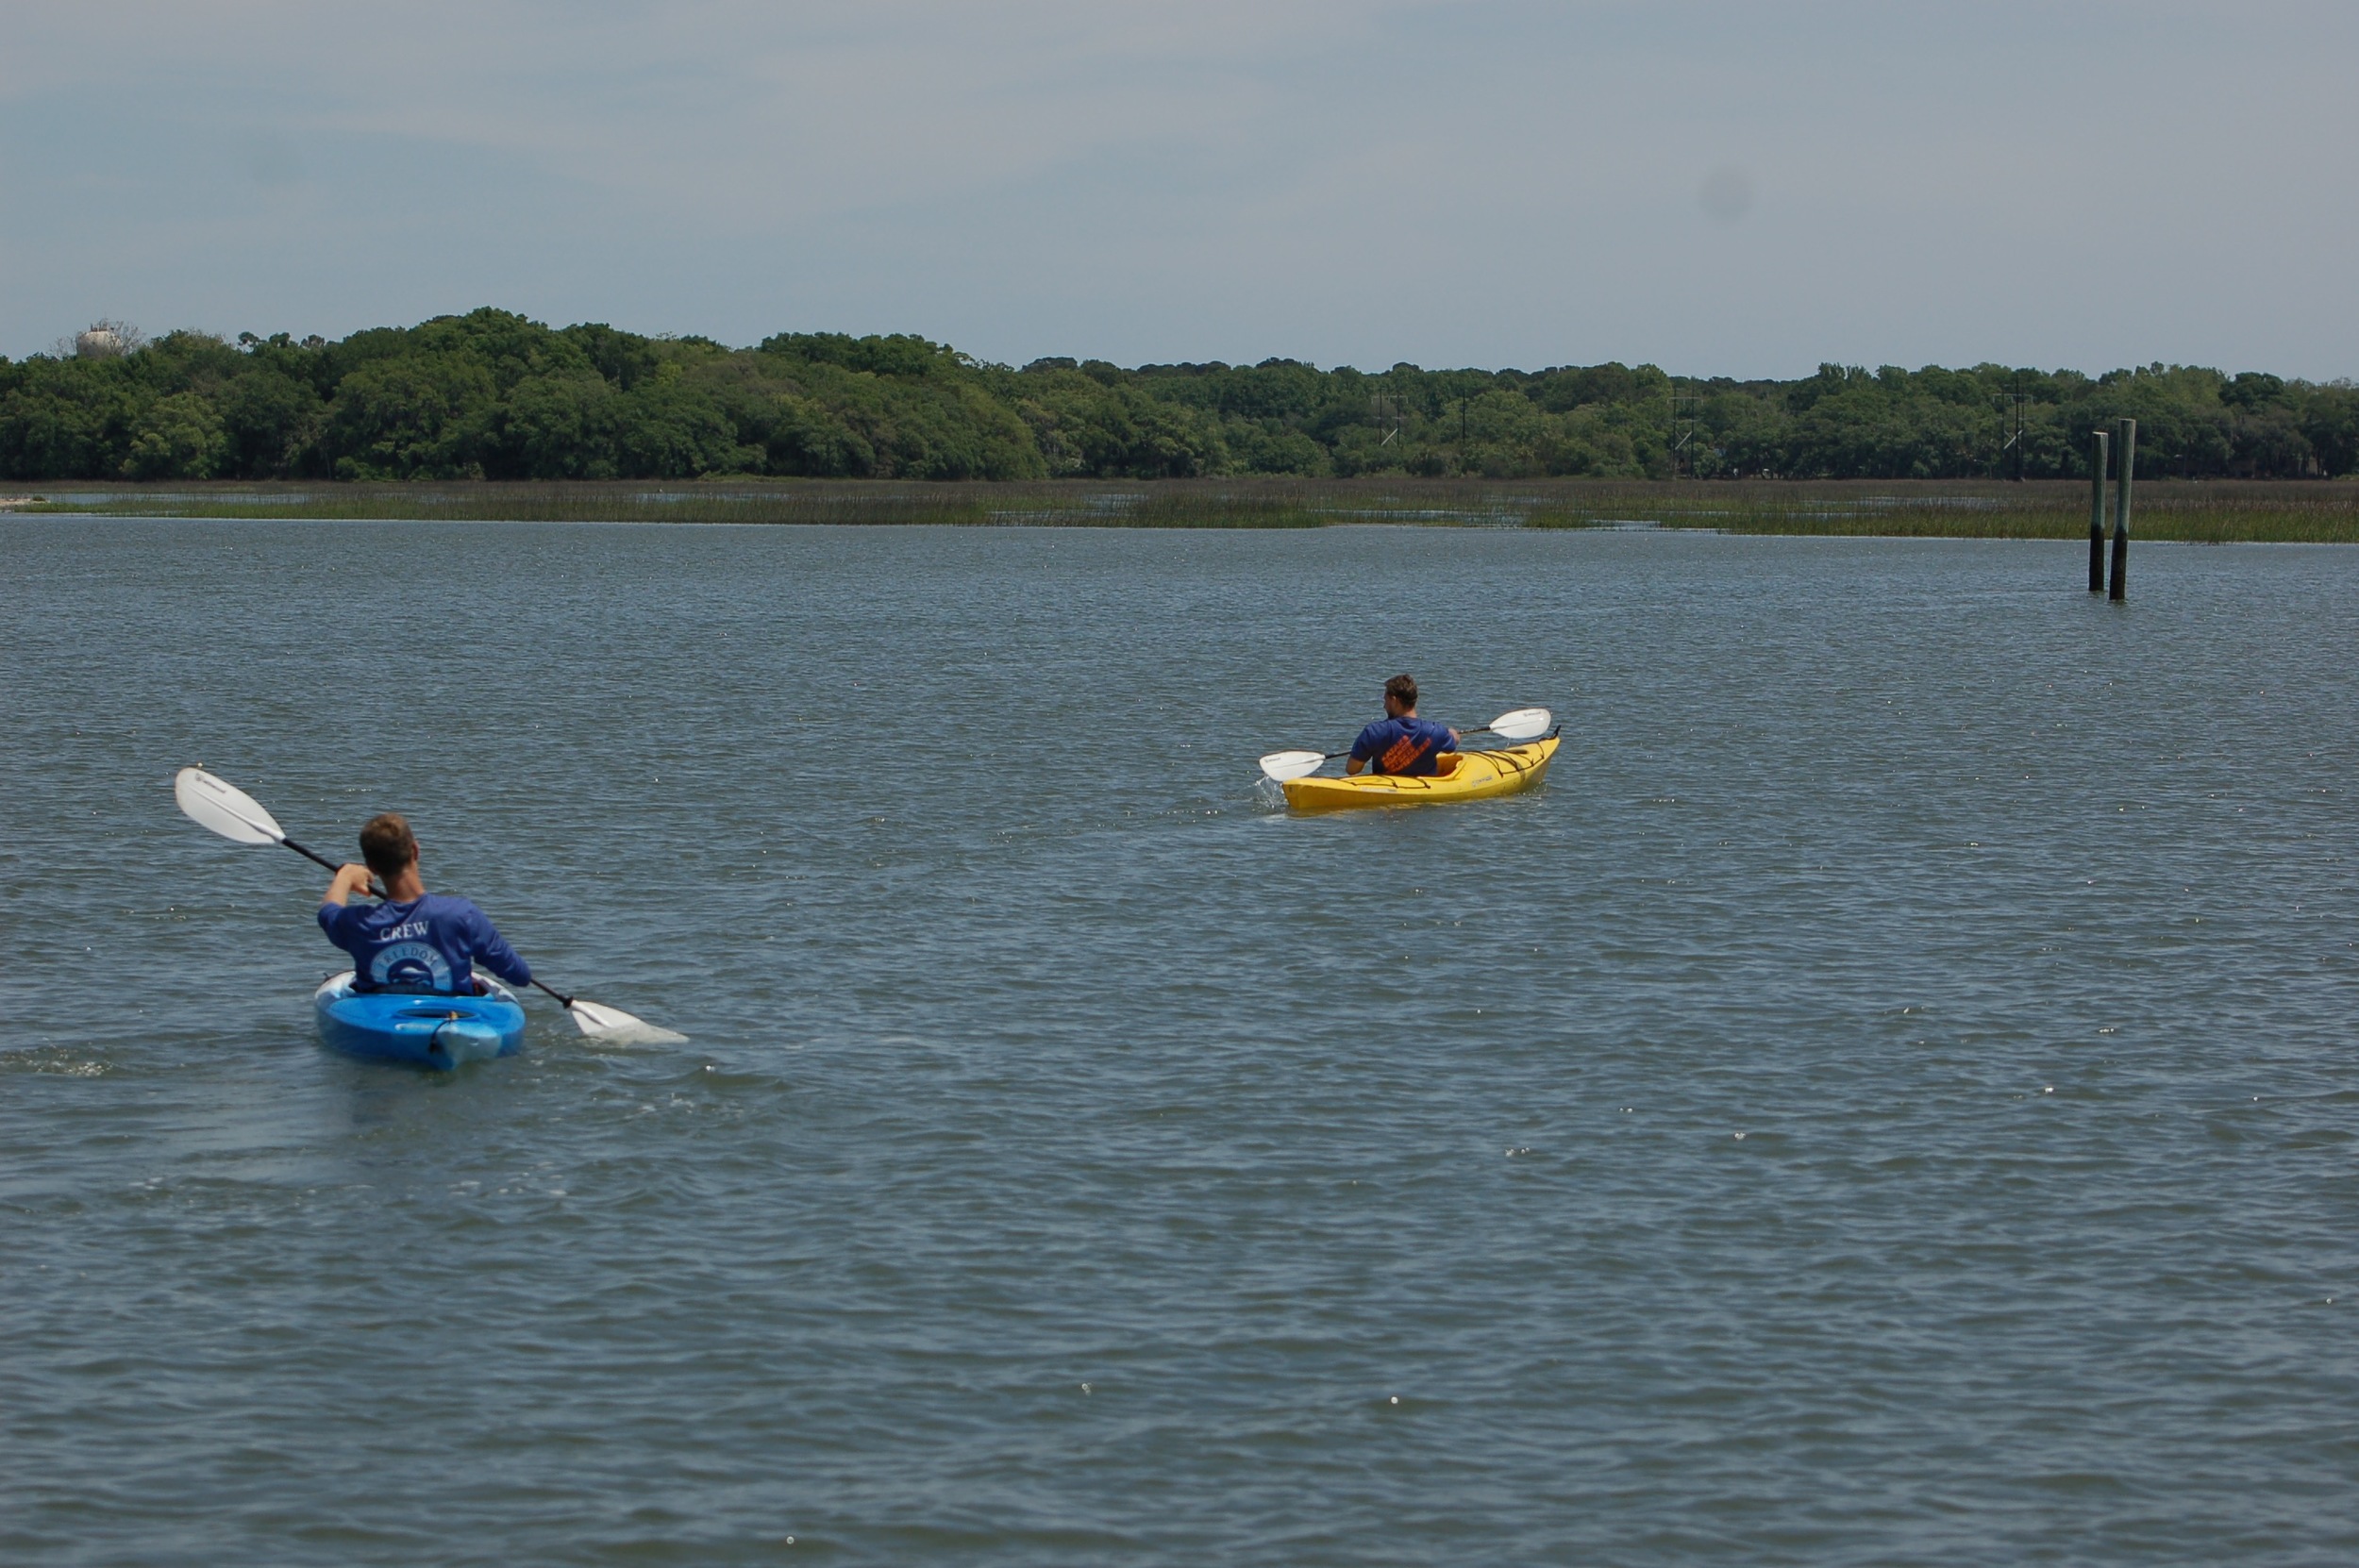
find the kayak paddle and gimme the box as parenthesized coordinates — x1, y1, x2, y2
(173, 766, 685, 1044)
(1258, 707, 1553, 783)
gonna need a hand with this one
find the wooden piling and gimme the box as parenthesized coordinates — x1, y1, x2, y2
(2088, 428, 2109, 592)
(2109, 417, 2135, 601)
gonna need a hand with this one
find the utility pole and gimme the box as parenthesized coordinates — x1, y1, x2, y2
(1994, 382, 2032, 481)
(1667, 390, 1699, 477)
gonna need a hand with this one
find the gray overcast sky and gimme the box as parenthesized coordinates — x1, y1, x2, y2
(2, 1, 2352, 377)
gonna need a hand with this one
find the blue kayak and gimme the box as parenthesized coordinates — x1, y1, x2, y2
(313, 973, 527, 1070)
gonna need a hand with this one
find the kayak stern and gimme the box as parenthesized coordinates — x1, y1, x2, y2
(313, 973, 527, 1070)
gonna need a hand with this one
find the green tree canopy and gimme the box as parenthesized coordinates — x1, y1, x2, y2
(3, 309, 2352, 482)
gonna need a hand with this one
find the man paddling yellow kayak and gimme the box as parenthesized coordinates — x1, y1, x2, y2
(1346, 674, 1460, 777)
(1256, 692, 1557, 810)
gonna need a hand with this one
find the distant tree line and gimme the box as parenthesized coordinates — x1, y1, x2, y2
(3, 308, 2353, 483)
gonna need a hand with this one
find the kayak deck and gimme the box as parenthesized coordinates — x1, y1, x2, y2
(1281, 734, 1559, 812)
(313, 972, 526, 1070)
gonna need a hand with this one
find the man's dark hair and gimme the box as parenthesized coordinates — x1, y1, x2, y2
(1385, 674, 1418, 710)
(360, 812, 418, 878)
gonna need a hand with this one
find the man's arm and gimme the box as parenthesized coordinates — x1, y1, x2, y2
(322, 863, 376, 907)
(1345, 755, 1366, 776)
(466, 908, 533, 986)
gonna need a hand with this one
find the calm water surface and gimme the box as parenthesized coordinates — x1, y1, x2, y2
(3, 520, 2355, 1564)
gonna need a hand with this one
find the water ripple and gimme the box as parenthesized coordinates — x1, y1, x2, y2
(1, 522, 2355, 1564)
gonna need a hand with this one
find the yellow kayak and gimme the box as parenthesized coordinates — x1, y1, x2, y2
(1281, 735, 1559, 812)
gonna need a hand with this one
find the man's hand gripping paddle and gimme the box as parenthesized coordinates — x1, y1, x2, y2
(173, 767, 685, 1045)
(1258, 707, 1553, 783)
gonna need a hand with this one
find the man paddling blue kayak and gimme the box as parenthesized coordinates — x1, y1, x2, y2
(320, 811, 533, 996)
(1345, 674, 1461, 778)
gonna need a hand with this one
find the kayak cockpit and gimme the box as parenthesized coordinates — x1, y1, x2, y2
(1280, 735, 1557, 812)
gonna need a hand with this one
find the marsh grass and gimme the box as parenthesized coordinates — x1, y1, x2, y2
(1519, 479, 2359, 543)
(15, 477, 2359, 542)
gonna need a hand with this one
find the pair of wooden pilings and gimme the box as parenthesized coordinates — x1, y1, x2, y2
(2088, 418, 2135, 600)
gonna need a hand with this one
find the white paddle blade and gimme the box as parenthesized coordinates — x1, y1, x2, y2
(1258, 749, 1329, 782)
(175, 766, 286, 845)
(1486, 708, 1553, 741)
(565, 997, 688, 1046)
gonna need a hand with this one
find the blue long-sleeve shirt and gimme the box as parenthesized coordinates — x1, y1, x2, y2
(318, 894, 532, 994)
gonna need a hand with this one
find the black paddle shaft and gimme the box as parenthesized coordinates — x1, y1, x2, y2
(277, 835, 347, 878)
(272, 837, 577, 1009)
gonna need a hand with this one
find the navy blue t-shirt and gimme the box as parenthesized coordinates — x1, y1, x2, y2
(318, 893, 532, 994)
(1349, 716, 1458, 776)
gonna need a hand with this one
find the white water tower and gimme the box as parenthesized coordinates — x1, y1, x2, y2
(74, 322, 133, 359)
